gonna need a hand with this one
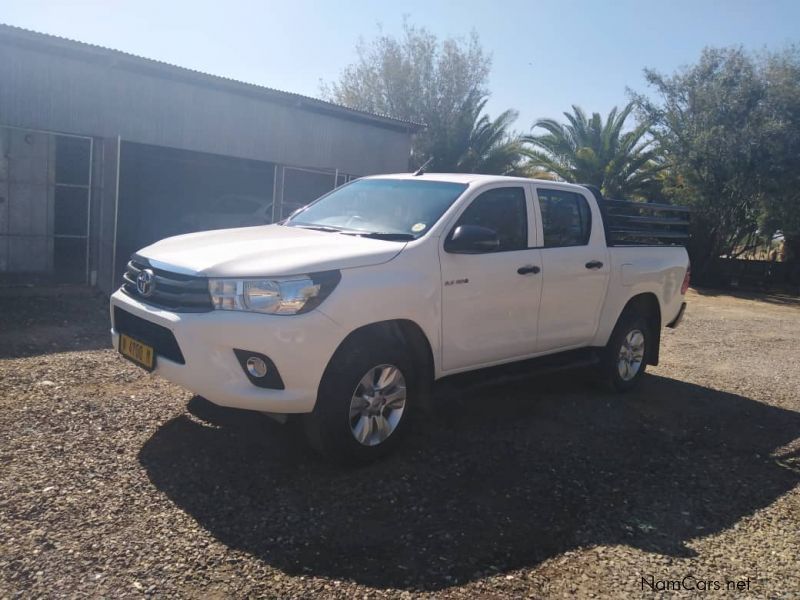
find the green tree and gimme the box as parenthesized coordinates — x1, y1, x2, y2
(759, 46, 800, 261)
(427, 94, 523, 174)
(321, 22, 522, 174)
(520, 103, 664, 198)
(636, 47, 771, 272)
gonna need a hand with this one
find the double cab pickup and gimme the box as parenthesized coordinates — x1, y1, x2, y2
(111, 174, 689, 462)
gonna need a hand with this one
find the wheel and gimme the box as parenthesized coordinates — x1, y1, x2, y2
(304, 338, 414, 463)
(601, 310, 649, 392)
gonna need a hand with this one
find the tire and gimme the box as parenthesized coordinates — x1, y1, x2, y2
(303, 336, 415, 464)
(600, 309, 650, 392)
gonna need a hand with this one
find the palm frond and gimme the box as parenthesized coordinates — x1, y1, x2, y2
(521, 101, 665, 196)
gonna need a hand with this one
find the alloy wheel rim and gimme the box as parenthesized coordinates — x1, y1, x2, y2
(349, 364, 407, 446)
(617, 329, 645, 381)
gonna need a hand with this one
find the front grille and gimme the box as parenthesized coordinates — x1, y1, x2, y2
(114, 307, 185, 364)
(122, 256, 213, 312)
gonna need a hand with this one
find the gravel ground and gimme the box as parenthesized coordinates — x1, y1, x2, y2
(0, 287, 798, 598)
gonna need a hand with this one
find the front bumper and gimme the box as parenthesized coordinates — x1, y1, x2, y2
(110, 289, 344, 413)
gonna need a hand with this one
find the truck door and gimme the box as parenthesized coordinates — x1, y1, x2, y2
(533, 186, 610, 352)
(439, 185, 543, 371)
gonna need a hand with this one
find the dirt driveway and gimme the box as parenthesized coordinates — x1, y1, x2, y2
(0, 288, 798, 598)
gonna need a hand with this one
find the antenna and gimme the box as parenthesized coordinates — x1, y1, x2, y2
(413, 156, 434, 176)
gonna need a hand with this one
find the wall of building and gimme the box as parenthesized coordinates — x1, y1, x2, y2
(0, 127, 99, 279)
(0, 128, 52, 275)
(0, 40, 412, 175)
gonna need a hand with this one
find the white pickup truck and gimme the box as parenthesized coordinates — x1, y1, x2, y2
(110, 174, 689, 461)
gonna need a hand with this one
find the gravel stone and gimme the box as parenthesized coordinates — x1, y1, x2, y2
(0, 287, 798, 598)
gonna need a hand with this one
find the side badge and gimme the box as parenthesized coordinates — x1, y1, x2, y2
(444, 278, 469, 286)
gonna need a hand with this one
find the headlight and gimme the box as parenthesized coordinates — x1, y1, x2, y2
(208, 271, 340, 315)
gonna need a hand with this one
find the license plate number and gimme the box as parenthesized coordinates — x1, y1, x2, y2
(119, 334, 155, 371)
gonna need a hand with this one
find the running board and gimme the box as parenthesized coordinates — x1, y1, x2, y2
(434, 348, 601, 398)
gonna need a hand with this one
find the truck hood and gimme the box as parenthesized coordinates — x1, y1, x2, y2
(136, 224, 406, 277)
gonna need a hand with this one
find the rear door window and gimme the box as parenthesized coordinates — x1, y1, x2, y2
(537, 189, 592, 247)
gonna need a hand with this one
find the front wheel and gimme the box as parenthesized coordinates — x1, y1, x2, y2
(601, 311, 649, 392)
(304, 340, 414, 463)
(348, 364, 408, 447)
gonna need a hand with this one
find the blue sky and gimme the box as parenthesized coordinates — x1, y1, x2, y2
(3, 0, 799, 132)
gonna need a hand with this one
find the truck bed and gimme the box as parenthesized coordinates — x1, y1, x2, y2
(582, 185, 691, 247)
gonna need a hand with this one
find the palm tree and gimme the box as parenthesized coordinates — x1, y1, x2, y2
(455, 101, 523, 174)
(521, 103, 664, 198)
(423, 94, 524, 175)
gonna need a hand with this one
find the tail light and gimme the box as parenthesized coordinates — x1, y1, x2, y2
(680, 265, 691, 295)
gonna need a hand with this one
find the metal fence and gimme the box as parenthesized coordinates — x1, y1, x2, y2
(0, 126, 93, 284)
(700, 258, 800, 292)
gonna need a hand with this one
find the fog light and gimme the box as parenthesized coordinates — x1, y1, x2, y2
(246, 356, 268, 378)
(233, 349, 284, 389)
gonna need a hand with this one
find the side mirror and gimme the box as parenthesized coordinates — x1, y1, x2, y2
(445, 224, 500, 254)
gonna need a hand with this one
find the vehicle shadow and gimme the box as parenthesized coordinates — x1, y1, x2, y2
(138, 374, 800, 591)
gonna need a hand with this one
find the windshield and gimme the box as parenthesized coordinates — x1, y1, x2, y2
(284, 179, 468, 239)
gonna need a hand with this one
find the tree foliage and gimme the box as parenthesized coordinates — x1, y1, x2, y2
(321, 22, 522, 174)
(758, 46, 800, 260)
(520, 103, 664, 198)
(427, 94, 523, 174)
(636, 48, 768, 270)
(637, 46, 800, 267)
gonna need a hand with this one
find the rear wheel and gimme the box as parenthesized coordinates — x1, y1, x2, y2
(304, 338, 414, 463)
(601, 310, 650, 392)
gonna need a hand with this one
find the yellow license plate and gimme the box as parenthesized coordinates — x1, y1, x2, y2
(119, 334, 155, 371)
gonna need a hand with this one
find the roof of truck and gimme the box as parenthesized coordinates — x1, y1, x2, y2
(364, 173, 584, 188)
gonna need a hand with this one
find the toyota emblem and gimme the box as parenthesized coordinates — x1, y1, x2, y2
(136, 268, 156, 297)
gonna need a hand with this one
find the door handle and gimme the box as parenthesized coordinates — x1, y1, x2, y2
(517, 265, 541, 275)
(585, 260, 604, 269)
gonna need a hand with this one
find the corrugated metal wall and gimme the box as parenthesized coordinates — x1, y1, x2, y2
(0, 127, 97, 282)
(0, 128, 55, 275)
(0, 41, 412, 175)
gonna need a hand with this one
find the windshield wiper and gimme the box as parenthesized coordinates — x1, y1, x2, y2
(289, 223, 414, 240)
(288, 224, 343, 233)
(340, 231, 415, 241)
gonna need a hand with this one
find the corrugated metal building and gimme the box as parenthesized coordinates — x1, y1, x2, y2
(0, 24, 419, 291)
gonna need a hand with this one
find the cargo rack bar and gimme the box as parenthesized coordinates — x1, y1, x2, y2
(600, 198, 692, 212)
(580, 184, 691, 246)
